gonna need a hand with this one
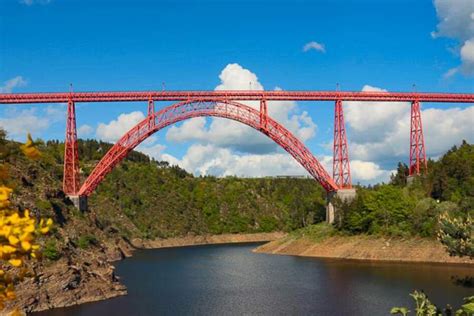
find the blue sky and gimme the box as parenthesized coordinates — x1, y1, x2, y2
(1, 0, 473, 184)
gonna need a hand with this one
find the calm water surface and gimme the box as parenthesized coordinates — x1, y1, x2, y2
(36, 243, 473, 315)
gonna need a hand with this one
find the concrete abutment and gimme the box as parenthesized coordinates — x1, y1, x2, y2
(326, 188, 357, 224)
(68, 195, 88, 212)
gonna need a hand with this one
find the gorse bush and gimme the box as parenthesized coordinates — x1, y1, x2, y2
(0, 132, 53, 311)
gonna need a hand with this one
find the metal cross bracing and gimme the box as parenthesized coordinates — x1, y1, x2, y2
(333, 100, 351, 188)
(78, 100, 338, 196)
(63, 98, 80, 195)
(409, 100, 427, 176)
(1, 89, 473, 197)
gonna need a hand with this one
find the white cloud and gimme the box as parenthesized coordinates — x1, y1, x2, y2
(166, 63, 317, 154)
(344, 85, 410, 144)
(19, 0, 51, 5)
(303, 41, 326, 53)
(163, 144, 307, 178)
(137, 143, 167, 160)
(350, 160, 394, 184)
(157, 144, 393, 184)
(0, 76, 27, 93)
(0, 107, 57, 139)
(433, 0, 474, 76)
(96, 111, 145, 142)
(460, 38, 474, 74)
(96, 112, 169, 161)
(344, 85, 474, 167)
(432, 0, 474, 41)
(318, 154, 393, 184)
(443, 67, 459, 78)
(77, 124, 93, 137)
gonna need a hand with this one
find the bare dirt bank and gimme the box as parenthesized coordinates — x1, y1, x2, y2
(132, 232, 286, 249)
(254, 235, 473, 265)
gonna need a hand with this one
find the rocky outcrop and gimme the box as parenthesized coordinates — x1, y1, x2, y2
(9, 256, 126, 314)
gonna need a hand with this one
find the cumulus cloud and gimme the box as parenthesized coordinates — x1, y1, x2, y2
(162, 144, 307, 178)
(157, 144, 392, 184)
(96, 111, 145, 142)
(0, 76, 27, 93)
(459, 38, 474, 74)
(318, 154, 392, 184)
(95, 111, 170, 163)
(350, 160, 394, 184)
(432, 0, 474, 76)
(344, 85, 474, 168)
(166, 63, 317, 154)
(303, 41, 326, 53)
(77, 124, 93, 137)
(0, 106, 64, 139)
(137, 143, 167, 160)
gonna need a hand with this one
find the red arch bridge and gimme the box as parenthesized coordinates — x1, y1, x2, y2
(1, 90, 473, 216)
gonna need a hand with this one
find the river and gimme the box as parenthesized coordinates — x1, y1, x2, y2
(36, 243, 473, 315)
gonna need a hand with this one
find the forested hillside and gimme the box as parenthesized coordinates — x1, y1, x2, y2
(334, 140, 473, 237)
(42, 138, 328, 239)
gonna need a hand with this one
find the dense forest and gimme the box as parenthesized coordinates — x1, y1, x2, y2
(334, 140, 473, 237)
(41, 138, 328, 239)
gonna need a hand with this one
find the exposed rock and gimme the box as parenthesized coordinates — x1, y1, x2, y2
(8, 256, 127, 314)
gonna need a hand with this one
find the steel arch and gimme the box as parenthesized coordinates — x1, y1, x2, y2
(78, 100, 338, 196)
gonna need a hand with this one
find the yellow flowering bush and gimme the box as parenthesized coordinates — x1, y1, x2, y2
(0, 134, 52, 311)
(19, 133, 41, 160)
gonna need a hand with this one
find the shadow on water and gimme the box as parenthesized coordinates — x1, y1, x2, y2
(451, 275, 474, 288)
(35, 243, 473, 316)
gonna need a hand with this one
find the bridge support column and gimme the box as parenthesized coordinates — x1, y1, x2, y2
(326, 188, 356, 224)
(147, 98, 155, 116)
(409, 100, 427, 176)
(259, 99, 268, 132)
(333, 99, 352, 188)
(68, 195, 88, 212)
(63, 98, 81, 195)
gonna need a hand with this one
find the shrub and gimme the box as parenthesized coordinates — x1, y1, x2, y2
(43, 239, 61, 261)
(77, 235, 98, 249)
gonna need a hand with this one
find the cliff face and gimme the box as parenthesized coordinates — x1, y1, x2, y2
(13, 250, 127, 313)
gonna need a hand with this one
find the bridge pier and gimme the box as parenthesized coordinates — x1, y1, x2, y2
(326, 188, 356, 224)
(68, 195, 88, 212)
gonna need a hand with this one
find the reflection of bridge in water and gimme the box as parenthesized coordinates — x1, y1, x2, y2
(1, 90, 473, 220)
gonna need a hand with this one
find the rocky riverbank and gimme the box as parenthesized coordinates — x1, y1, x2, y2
(8, 232, 283, 315)
(254, 234, 473, 265)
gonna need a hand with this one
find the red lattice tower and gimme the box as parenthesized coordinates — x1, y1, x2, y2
(63, 98, 80, 195)
(409, 100, 427, 175)
(333, 99, 352, 188)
